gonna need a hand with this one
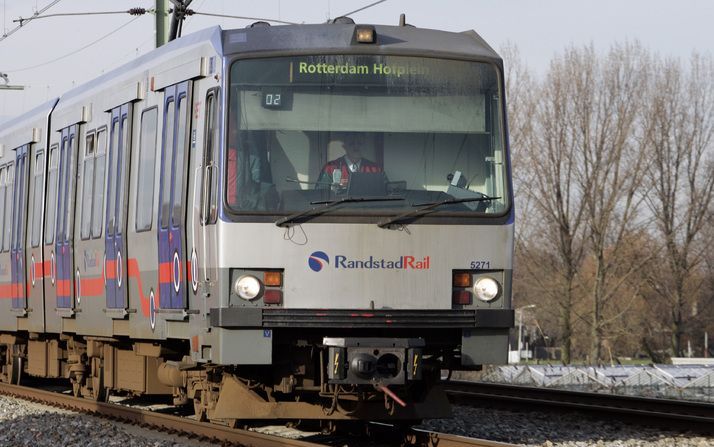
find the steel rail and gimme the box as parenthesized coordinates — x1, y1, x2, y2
(0, 380, 517, 447)
(0, 381, 326, 447)
(444, 380, 714, 432)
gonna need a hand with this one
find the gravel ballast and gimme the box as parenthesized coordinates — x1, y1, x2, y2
(419, 404, 713, 447)
(1, 394, 712, 446)
(0, 395, 213, 447)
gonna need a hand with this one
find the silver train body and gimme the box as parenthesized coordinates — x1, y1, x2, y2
(0, 21, 514, 422)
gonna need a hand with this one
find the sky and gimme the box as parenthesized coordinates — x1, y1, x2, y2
(1, 0, 713, 121)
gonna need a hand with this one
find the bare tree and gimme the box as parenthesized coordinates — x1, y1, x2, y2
(516, 49, 595, 363)
(567, 43, 654, 363)
(642, 54, 714, 356)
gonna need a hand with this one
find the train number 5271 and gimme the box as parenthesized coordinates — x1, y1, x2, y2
(470, 260, 491, 269)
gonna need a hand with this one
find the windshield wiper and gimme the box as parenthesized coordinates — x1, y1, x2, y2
(275, 196, 405, 227)
(377, 196, 500, 229)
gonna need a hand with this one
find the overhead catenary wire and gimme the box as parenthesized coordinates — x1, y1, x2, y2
(12, 9, 149, 22)
(0, 0, 62, 42)
(4, 15, 144, 73)
(191, 11, 299, 26)
(334, 0, 388, 20)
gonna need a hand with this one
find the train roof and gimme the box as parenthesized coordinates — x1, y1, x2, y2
(223, 23, 502, 64)
(1, 22, 502, 132)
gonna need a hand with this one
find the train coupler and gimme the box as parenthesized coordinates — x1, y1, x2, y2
(324, 337, 424, 385)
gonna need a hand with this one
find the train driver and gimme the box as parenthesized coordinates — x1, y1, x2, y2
(316, 131, 381, 189)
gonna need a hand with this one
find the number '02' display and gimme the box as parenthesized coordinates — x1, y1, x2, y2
(262, 90, 290, 109)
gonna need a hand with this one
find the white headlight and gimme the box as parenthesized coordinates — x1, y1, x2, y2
(473, 277, 500, 302)
(233, 275, 263, 300)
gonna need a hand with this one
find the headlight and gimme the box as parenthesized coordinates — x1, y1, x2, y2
(233, 275, 263, 300)
(472, 277, 500, 302)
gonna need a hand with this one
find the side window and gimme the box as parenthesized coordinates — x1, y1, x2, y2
(116, 115, 130, 233)
(0, 168, 5, 252)
(3, 163, 14, 251)
(80, 132, 96, 240)
(136, 107, 158, 231)
(91, 128, 107, 238)
(107, 119, 120, 235)
(201, 89, 219, 225)
(172, 95, 188, 226)
(31, 151, 45, 248)
(45, 145, 59, 245)
(161, 99, 176, 229)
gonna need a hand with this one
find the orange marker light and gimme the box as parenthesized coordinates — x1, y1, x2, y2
(452, 272, 472, 288)
(264, 271, 282, 287)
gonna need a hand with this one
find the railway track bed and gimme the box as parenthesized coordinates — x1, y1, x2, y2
(0, 380, 515, 447)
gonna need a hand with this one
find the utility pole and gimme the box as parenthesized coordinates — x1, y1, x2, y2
(155, 0, 170, 47)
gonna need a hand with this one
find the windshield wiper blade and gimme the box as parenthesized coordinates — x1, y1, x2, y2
(377, 196, 500, 229)
(275, 196, 405, 227)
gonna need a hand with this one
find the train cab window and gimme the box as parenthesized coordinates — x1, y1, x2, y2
(80, 132, 95, 240)
(201, 88, 219, 225)
(0, 167, 5, 252)
(136, 107, 158, 231)
(31, 151, 45, 247)
(45, 144, 59, 245)
(91, 128, 107, 238)
(227, 55, 510, 219)
(3, 163, 14, 252)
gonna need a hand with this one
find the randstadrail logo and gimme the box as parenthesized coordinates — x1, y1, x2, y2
(308, 250, 430, 272)
(308, 251, 330, 272)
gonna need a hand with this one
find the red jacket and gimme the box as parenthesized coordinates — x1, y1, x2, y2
(317, 156, 381, 186)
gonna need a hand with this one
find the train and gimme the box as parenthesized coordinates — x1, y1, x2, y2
(0, 16, 514, 426)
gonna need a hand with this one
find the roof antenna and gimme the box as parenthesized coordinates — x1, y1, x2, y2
(399, 13, 405, 26)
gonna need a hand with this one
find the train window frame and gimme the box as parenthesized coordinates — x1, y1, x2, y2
(0, 167, 6, 253)
(135, 106, 159, 232)
(116, 114, 130, 236)
(225, 55, 512, 223)
(30, 150, 45, 248)
(160, 98, 176, 230)
(90, 127, 107, 239)
(200, 88, 220, 226)
(12, 148, 27, 252)
(44, 144, 59, 245)
(3, 162, 14, 252)
(80, 130, 96, 241)
(171, 93, 188, 228)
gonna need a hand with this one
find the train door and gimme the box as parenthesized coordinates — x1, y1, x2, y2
(43, 144, 59, 323)
(55, 126, 78, 309)
(199, 88, 220, 288)
(158, 81, 191, 309)
(105, 104, 132, 310)
(27, 148, 46, 327)
(10, 144, 29, 310)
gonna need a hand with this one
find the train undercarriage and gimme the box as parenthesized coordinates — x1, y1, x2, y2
(0, 329, 459, 424)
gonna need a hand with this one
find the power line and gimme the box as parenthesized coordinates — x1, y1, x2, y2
(0, 0, 63, 43)
(336, 0, 388, 20)
(4, 16, 143, 73)
(12, 9, 149, 22)
(192, 11, 298, 25)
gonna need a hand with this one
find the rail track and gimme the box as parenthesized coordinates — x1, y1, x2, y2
(443, 380, 714, 433)
(0, 381, 517, 447)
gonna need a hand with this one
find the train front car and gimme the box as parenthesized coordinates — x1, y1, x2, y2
(190, 22, 514, 424)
